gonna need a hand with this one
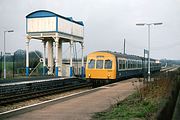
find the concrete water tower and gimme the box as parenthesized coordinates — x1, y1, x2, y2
(25, 10, 84, 77)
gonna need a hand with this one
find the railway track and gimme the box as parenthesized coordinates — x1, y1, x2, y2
(1, 66, 178, 105)
(0, 78, 91, 105)
(0, 78, 138, 119)
(160, 66, 179, 72)
(1, 67, 179, 119)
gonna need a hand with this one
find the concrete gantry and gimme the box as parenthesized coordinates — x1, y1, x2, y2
(25, 10, 84, 77)
(69, 40, 73, 77)
(25, 37, 30, 76)
(42, 41, 46, 75)
(47, 40, 53, 75)
(81, 42, 85, 77)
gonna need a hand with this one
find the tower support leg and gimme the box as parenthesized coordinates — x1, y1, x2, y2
(26, 38, 30, 77)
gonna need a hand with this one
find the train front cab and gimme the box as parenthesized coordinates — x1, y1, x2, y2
(85, 52, 117, 85)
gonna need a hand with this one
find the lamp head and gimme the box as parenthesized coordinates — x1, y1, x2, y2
(153, 23, 163, 25)
(136, 23, 145, 26)
(7, 30, 14, 32)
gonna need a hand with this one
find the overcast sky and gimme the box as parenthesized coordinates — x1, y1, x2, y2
(0, 0, 180, 60)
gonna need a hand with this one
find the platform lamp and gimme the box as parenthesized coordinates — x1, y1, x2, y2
(3, 30, 14, 79)
(136, 23, 162, 78)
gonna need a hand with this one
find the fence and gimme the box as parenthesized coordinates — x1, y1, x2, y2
(0, 50, 44, 79)
(0, 50, 86, 79)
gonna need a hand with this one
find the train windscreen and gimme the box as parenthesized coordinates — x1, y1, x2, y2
(96, 60, 103, 69)
(105, 60, 112, 69)
(88, 59, 95, 69)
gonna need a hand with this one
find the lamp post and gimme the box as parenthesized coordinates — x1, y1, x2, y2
(3, 30, 14, 79)
(136, 23, 162, 77)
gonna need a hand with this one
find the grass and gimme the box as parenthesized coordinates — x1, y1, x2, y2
(0, 62, 14, 79)
(93, 70, 179, 120)
(0, 62, 13, 70)
(93, 93, 158, 120)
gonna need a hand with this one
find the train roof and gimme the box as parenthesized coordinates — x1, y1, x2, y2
(95, 51, 157, 61)
(93, 51, 140, 60)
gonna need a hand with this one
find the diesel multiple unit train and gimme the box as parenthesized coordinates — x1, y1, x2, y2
(85, 51, 161, 81)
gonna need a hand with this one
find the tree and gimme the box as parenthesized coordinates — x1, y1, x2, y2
(14, 49, 26, 69)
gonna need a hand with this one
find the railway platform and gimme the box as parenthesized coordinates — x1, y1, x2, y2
(3, 78, 139, 120)
(0, 76, 74, 85)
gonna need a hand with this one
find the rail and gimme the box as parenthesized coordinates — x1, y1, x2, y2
(0, 78, 91, 105)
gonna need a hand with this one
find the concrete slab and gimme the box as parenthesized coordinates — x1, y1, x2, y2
(4, 78, 138, 120)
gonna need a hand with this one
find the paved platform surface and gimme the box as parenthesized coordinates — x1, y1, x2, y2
(4, 78, 138, 120)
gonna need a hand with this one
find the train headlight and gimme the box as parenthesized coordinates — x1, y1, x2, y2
(88, 74, 91, 77)
(108, 74, 111, 77)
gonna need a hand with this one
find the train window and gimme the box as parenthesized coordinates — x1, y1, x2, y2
(134, 61, 136, 68)
(105, 60, 112, 69)
(130, 61, 133, 68)
(122, 60, 126, 69)
(140, 62, 142, 68)
(118, 60, 121, 69)
(128, 60, 131, 68)
(96, 60, 103, 69)
(132, 61, 134, 68)
(138, 61, 141, 68)
(137, 61, 139, 68)
(119, 60, 125, 69)
(119, 60, 126, 70)
(88, 59, 95, 69)
(126, 61, 128, 69)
